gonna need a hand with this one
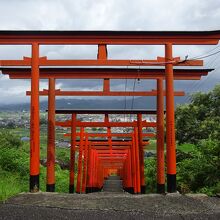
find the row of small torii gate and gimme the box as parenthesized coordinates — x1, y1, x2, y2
(0, 30, 219, 194)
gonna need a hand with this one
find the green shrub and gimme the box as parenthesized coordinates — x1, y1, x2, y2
(177, 139, 220, 195)
(0, 147, 29, 176)
(0, 131, 22, 149)
(144, 157, 157, 193)
(55, 165, 69, 193)
(175, 84, 220, 144)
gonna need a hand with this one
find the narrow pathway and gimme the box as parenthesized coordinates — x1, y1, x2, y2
(103, 176, 123, 193)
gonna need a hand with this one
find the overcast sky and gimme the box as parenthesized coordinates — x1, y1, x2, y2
(0, 0, 219, 104)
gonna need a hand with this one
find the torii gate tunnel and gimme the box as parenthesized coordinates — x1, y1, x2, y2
(0, 30, 219, 194)
(56, 109, 155, 194)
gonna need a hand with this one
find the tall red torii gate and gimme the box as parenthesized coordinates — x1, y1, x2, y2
(0, 30, 219, 194)
(55, 110, 152, 194)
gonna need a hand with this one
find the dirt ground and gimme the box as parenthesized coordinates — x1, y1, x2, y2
(1, 192, 220, 219)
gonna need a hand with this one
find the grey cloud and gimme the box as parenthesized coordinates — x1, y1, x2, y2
(0, 0, 220, 104)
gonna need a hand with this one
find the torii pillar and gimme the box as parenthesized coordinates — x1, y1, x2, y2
(30, 43, 40, 192)
(156, 78, 165, 193)
(165, 43, 176, 193)
(69, 113, 77, 193)
(46, 78, 56, 192)
(137, 114, 145, 193)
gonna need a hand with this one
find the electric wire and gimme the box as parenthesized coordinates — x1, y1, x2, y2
(178, 44, 220, 102)
(187, 49, 220, 61)
(186, 44, 220, 60)
(129, 78, 137, 121)
(185, 51, 220, 102)
(188, 53, 220, 95)
(129, 67, 141, 121)
(123, 77, 128, 122)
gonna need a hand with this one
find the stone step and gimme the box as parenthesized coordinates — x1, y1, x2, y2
(107, 176, 121, 180)
(103, 185, 122, 188)
(103, 176, 123, 192)
(103, 181, 122, 185)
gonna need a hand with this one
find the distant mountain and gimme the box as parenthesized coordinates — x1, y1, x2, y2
(0, 96, 189, 112)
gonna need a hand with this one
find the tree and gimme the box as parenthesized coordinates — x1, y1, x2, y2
(177, 139, 220, 195)
(175, 84, 220, 144)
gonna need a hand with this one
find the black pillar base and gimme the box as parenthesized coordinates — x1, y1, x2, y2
(86, 187, 92, 193)
(157, 183, 165, 194)
(69, 184, 74, 193)
(123, 187, 134, 194)
(141, 185, 146, 194)
(86, 187, 101, 193)
(30, 175, 39, 192)
(167, 174, 176, 193)
(94, 187, 102, 192)
(46, 184, 55, 192)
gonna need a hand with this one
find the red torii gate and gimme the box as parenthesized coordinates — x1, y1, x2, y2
(55, 109, 154, 194)
(0, 30, 219, 193)
(55, 110, 151, 194)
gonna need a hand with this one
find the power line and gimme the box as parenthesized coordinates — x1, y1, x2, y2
(181, 45, 220, 100)
(186, 47, 220, 61)
(130, 79, 137, 109)
(129, 67, 141, 121)
(187, 44, 220, 60)
(129, 45, 220, 66)
(123, 77, 127, 122)
(185, 52, 220, 102)
(129, 78, 137, 121)
(190, 54, 220, 93)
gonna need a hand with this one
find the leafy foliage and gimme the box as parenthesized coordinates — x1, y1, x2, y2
(0, 130, 73, 201)
(175, 85, 220, 195)
(177, 137, 220, 195)
(175, 84, 220, 144)
(144, 157, 157, 193)
(0, 131, 22, 149)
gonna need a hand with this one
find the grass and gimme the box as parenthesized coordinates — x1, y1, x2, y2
(0, 165, 73, 202)
(0, 126, 73, 201)
(146, 139, 196, 154)
(0, 170, 27, 201)
(146, 139, 156, 151)
(38, 166, 70, 193)
(177, 143, 196, 153)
